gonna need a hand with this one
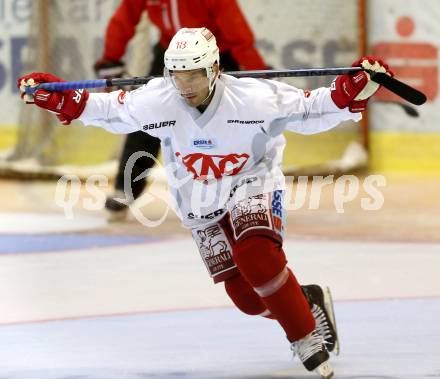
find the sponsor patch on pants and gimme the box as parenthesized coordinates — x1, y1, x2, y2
(229, 191, 285, 241)
(192, 223, 236, 282)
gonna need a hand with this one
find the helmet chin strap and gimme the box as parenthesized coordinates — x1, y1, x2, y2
(198, 68, 219, 105)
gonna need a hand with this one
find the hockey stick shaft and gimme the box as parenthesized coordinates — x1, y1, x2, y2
(26, 67, 426, 105)
(27, 67, 360, 93)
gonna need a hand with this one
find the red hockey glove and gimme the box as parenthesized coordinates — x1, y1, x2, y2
(18, 72, 89, 125)
(93, 58, 125, 79)
(330, 56, 393, 112)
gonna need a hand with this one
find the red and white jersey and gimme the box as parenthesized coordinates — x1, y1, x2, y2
(79, 75, 361, 228)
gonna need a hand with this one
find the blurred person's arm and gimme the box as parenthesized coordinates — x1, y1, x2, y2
(102, 0, 147, 61)
(210, 0, 267, 70)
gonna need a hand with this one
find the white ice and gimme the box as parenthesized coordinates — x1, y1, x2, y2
(0, 234, 439, 378)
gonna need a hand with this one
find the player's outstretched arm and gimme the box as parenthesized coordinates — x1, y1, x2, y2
(279, 56, 392, 136)
(18, 72, 142, 134)
(18, 72, 89, 125)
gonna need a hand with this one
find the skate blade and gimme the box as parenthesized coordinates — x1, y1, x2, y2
(323, 287, 340, 356)
(315, 360, 334, 379)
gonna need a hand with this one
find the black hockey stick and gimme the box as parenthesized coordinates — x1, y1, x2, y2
(226, 68, 427, 106)
(378, 101, 419, 117)
(25, 67, 427, 106)
(367, 71, 426, 106)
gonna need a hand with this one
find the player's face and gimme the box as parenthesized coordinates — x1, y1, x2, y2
(170, 69, 211, 107)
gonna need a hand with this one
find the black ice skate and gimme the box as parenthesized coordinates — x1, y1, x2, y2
(104, 190, 132, 222)
(302, 284, 339, 355)
(291, 330, 333, 379)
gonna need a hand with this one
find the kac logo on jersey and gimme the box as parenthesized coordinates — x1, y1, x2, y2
(192, 138, 216, 149)
(175, 152, 249, 180)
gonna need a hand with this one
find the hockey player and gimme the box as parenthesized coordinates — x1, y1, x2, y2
(94, 0, 269, 221)
(18, 28, 392, 378)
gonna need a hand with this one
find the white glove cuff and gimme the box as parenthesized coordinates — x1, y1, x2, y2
(354, 61, 386, 101)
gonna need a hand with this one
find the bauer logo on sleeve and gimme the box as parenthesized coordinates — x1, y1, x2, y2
(143, 120, 176, 130)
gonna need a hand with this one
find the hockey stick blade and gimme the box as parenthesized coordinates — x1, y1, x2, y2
(369, 72, 427, 106)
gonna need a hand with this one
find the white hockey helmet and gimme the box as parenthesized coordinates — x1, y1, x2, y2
(164, 27, 220, 94)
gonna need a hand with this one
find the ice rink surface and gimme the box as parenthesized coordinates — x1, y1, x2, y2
(0, 178, 439, 379)
(1, 230, 439, 379)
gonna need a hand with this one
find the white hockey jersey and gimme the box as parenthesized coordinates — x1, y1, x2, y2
(79, 74, 361, 228)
